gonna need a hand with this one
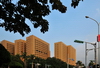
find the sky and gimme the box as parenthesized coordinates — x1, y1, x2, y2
(0, 0, 100, 65)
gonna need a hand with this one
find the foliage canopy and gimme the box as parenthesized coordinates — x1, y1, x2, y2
(0, 0, 82, 36)
(0, 44, 11, 67)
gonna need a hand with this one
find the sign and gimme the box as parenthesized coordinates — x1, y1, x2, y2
(74, 40, 84, 43)
(97, 35, 100, 42)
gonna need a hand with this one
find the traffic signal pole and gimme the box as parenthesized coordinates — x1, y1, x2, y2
(85, 42, 87, 68)
(85, 16, 100, 67)
(74, 40, 96, 68)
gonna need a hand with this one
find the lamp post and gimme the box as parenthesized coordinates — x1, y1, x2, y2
(85, 16, 99, 34)
(85, 47, 94, 68)
(74, 40, 96, 68)
(84, 42, 96, 68)
(85, 16, 100, 65)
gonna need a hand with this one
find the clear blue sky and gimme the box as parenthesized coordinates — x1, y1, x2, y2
(0, 0, 100, 64)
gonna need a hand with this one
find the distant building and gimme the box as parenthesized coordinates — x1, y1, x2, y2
(54, 42, 76, 66)
(26, 35, 50, 59)
(67, 45, 76, 66)
(15, 39, 26, 55)
(54, 42, 67, 62)
(1, 40, 15, 55)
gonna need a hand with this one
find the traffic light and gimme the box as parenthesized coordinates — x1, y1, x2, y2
(74, 40, 84, 43)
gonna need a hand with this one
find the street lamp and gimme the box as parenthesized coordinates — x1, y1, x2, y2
(85, 42, 96, 68)
(85, 16, 99, 34)
(74, 40, 96, 68)
(85, 16, 100, 65)
(86, 48, 94, 68)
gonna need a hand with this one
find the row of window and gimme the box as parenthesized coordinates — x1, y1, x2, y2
(35, 45, 48, 51)
(35, 50, 47, 54)
(35, 54, 48, 59)
(35, 39, 48, 44)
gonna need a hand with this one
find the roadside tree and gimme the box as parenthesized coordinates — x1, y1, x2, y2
(0, 44, 11, 67)
(0, 0, 82, 36)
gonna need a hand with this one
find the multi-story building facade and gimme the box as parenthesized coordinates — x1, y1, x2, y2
(54, 42, 76, 66)
(15, 39, 26, 55)
(1, 40, 15, 55)
(67, 45, 76, 66)
(54, 42, 67, 62)
(26, 35, 50, 59)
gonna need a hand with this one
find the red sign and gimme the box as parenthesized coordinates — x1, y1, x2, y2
(97, 35, 100, 42)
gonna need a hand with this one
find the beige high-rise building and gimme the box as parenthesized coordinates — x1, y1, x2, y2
(54, 42, 76, 66)
(67, 45, 76, 66)
(15, 39, 26, 55)
(1, 40, 15, 55)
(26, 35, 50, 59)
(54, 42, 67, 62)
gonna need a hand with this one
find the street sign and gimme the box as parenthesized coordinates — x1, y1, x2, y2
(97, 35, 100, 42)
(74, 40, 84, 43)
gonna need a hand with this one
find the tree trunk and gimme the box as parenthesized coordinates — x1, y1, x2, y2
(24, 60, 27, 68)
(32, 62, 33, 68)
